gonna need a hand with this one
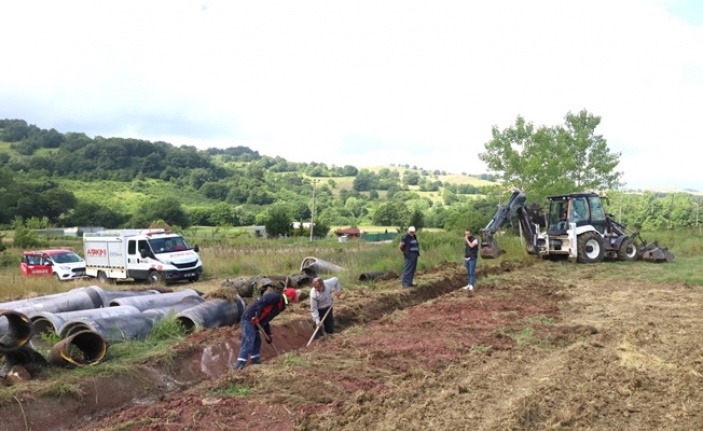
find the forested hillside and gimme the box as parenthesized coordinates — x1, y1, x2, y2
(0, 119, 499, 235)
(0, 119, 700, 237)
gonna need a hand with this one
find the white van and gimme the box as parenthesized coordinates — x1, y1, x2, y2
(21, 249, 87, 281)
(83, 229, 203, 284)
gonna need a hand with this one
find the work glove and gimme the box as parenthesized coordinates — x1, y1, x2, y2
(250, 317, 260, 326)
(315, 318, 321, 326)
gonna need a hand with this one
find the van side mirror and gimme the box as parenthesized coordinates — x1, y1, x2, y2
(140, 249, 153, 259)
(193, 244, 200, 253)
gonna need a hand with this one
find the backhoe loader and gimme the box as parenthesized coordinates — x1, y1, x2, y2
(479, 189, 675, 263)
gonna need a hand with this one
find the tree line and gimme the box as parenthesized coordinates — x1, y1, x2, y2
(0, 113, 700, 240)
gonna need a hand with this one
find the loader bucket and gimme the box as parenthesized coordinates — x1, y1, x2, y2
(639, 240, 675, 263)
(480, 238, 503, 259)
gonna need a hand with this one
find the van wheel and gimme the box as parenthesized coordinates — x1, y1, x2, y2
(53, 273, 61, 281)
(188, 275, 200, 283)
(97, 271, 109, 283)
(148, 271, 164, 284)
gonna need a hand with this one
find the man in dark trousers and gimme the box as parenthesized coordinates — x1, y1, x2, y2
(310, 276, 342, 338)
(234, 287, 298, 370)
(463, 228, 479, 291)
(399, 226, 420, 288)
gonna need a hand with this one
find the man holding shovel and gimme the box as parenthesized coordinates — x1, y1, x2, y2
(234, 287, 298, 370)
(309, 277, 342, 341)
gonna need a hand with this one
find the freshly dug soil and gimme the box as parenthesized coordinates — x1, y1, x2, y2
(3, 260, 703, 431)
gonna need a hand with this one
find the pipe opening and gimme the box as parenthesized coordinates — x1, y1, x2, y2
(49, 330, 107, 366)
(0, 310, 32, 352)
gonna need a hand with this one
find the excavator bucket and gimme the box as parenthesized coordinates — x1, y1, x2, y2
(639, 240, 675, 263)
(479, 233, 504, 259)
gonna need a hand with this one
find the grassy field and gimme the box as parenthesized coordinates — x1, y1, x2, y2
(57, 178, 217, 210)
(0, 227, 701, 407)
(2, 226, 699, 298)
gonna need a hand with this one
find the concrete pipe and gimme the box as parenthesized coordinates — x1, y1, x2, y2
(0, 344, 49, 377)
(141, 295, 205, 320)
(60, 314, 155, 343)
(48, 330, 107, 367)
(0, 286, 107, 317)
(100, 289, 161, 303)
(300, 256, 344, 277)
(29, 305, 142, 349)
(0, 310, 32, 352)
(176, 296, 246, 333)
(108, 288, 201, 311)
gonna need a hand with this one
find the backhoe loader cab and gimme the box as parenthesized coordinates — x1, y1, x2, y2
(546, 193, 606, 235)
(542, 193, 609, 263)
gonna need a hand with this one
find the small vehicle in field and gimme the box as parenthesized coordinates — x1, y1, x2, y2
(20, 249, 87, 281)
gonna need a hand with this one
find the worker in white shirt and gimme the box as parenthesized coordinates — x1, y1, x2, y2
(310, 277, 342, 338)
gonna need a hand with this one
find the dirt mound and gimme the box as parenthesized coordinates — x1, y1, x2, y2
(4, 260, 703, 431)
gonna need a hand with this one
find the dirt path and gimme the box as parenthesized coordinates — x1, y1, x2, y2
(4, 261, 703, 431)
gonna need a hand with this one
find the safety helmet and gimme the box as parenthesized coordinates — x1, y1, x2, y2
(283, 288, 299, 303)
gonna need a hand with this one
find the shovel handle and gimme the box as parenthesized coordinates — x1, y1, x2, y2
(255, 322, 272, 343)
(306, 306, 333, 347)
(256, 322, 279, 355)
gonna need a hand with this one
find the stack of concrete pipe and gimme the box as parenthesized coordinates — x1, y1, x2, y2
(0, 285, 245, 369)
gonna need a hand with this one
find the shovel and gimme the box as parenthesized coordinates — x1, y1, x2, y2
(256, 322, 280, 355)
(306, 306, 333, 347)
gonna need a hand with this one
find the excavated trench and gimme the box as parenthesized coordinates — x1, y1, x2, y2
(0, 261, 526, 431)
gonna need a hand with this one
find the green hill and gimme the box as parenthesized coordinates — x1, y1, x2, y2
(0, 119, 499, 233)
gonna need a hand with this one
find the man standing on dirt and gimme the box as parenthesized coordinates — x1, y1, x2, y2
(399, 226, 420, 288)
(310, 276, 342, 338)
(234, 288, 299, 370)
(463, 229, 479, 291)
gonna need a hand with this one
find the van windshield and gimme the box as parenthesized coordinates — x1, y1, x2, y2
(52, 252, 83, 264)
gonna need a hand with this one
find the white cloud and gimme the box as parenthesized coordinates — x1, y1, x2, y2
(1, 0, 702, 190)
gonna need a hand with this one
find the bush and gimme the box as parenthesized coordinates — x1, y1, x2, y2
(12, 218, 46, 249)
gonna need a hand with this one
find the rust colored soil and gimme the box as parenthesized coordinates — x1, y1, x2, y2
(3, 261, 703, 431)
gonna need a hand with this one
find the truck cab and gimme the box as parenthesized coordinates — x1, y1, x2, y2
(20, 249, 87, 281)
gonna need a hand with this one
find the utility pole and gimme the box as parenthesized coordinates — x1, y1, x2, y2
(310, 179, 319, 241)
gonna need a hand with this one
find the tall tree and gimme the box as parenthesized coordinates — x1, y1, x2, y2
(131, 197, 190, 228)
(479, 111, 622, 201)
(555, 110, 622, 190)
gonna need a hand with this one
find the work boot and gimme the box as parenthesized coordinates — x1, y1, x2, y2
(234, 360, 246, 371)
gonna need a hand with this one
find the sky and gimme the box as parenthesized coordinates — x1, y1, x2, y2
(1, 0, 702, 192)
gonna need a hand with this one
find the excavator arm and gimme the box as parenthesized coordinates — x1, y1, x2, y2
(480, 189, 537, 259)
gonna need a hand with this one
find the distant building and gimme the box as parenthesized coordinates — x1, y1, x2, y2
(292, 222, 314, 230)
(64, 227, 104, 237)
(334, 227, 362, 239)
